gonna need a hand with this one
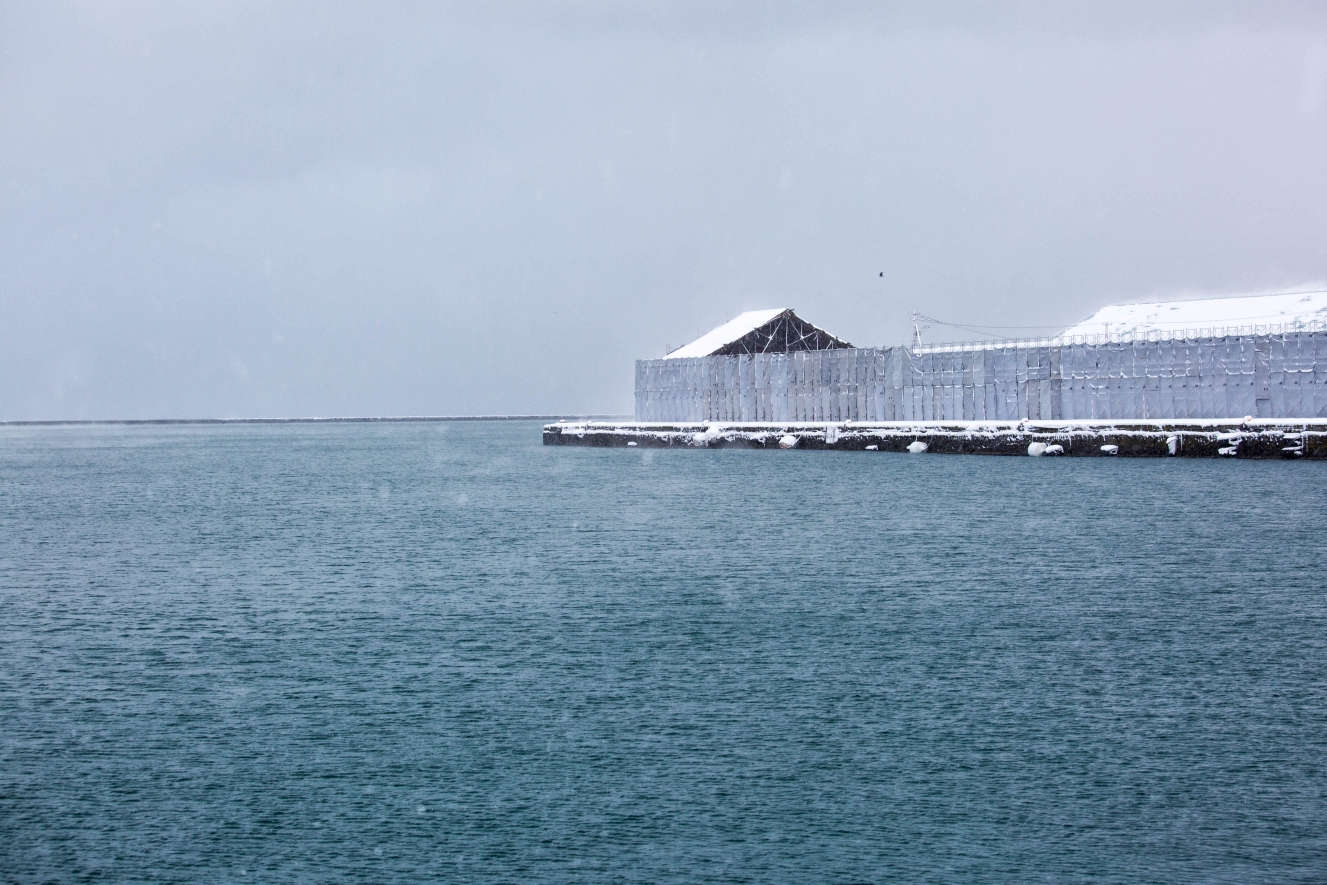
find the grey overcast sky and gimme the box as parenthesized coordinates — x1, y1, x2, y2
(3, 1, 1326, 419)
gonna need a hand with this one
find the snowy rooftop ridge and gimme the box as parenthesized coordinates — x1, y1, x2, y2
(1061, 290, 1327, 338)
(666, 309, 787, 359)
(664, 309, 853, 358)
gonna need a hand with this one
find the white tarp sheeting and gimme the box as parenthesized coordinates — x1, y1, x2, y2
(635, 333, 1327, 422)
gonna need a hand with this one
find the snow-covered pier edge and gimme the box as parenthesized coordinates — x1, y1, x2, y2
(543, 419, 1327, 458)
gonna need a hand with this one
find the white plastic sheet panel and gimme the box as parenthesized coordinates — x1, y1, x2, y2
(634, 333, 1327, 422)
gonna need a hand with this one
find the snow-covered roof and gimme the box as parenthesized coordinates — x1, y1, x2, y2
(1062, 291, 1327, 338)
(665, 309, 853, 358)
(666, 309, 788, 358)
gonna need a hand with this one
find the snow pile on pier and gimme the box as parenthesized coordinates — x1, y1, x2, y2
(544, 419, 1326, 459)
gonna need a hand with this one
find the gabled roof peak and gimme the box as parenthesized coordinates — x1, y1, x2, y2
(666, 309, 850, 359)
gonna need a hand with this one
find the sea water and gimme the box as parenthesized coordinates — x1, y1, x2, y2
(2, 420, 1325, 883)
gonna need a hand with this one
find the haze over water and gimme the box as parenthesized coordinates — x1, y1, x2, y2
(3, 421, 1325, 883)
(7, 4, 1327, 421)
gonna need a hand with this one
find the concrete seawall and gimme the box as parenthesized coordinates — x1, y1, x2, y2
(544, 420, 1327, 458)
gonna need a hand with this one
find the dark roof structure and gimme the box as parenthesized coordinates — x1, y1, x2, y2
(667, 309, 852, 358)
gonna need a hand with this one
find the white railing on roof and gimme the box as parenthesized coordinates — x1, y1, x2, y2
(911, 319, 1327, 354)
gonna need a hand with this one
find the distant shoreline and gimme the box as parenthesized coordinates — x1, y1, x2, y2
(1, 415, 629, 427)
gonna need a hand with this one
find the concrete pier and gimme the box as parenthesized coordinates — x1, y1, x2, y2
(544, 419, 1327, 459)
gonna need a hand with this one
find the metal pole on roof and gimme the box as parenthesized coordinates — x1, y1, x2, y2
(909, 312, 936, 348)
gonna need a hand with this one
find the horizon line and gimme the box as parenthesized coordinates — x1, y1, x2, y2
(1, 415, 631, 427)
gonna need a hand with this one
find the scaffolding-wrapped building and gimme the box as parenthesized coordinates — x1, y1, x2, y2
(636, 299, 1327, 422)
